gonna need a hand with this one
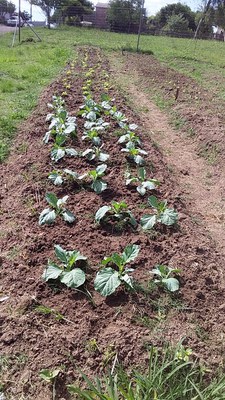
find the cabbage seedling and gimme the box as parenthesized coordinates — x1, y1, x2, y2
(39, 193, 75, 225)
(95, 201, 137, 229)
(125, 167, 160, 195)
(48, 169, 87, 186)
(84, 118, 110, 132)
(51, 135, 78, 162)
(118, 130, 141, 147)
(140, 195, 178, 230)
(82, 130, 101, 146)
(81, 145, 109, 162)
(150, 264, 180, 292)
(94, 244, 140, 296)
(121, 143, 147, 166)
(42, 245, 87, 289)
(88, 164, 107, 194)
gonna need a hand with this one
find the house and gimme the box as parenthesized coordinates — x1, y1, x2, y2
(213, 26, 224, 41)
(95, 3, 109, 29)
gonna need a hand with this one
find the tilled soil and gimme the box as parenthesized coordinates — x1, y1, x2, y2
(0, 46, 225, 399)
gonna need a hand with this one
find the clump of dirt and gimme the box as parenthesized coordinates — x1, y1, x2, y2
(0, 46, 225, 399)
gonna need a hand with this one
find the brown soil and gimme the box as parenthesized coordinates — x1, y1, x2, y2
(1, 46, 225, 399)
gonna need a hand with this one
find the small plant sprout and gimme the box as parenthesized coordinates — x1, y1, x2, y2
(150, 264, 180, 292)
(112, 110, 128, 127)
(94, 244, 140, 297)
(140, 195, 178, 230)
(88, 164, 107, 194)
(42, 244, 87, 289)
(95, 201, 137, 229)
(39, 193, 75, 225)
(39, 368, 61, 400)
(50, 135, 78, 162)
(48, 169, 87, 186)
(121, 143, 147, 166)
(82, 129, 101, 146)
(81, 145, 109, 162)
(125, 167, 160, 195)
(175, 345, 192, 362)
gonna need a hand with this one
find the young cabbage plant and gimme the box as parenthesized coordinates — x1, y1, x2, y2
(118, 130, 141, 147)
(81, 129, 101, 146)
(125, 167, 160, 195)
(39, 193, 75, 225)
(42, 244, 87, 289)
(140, 195, 178, 230)
(50, 135, 78, 162)
(81, 145, 109, 162)
(150, 264, 180, 292)
(121, 143, 147, 166)
(48, 169, 87, 186)
(84, 118, 110, 132)
(78, 98, 101, 119)
(95, 201, 137, 229)
(44, 102, 77, 143)
(112, 110, 128, 127)
(94, 244, 140, 297)
(88, 164, 107, 194)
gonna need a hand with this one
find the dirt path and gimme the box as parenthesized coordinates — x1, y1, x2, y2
(109, 53, 225, 257)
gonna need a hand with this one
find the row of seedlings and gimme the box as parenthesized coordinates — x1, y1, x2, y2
(39, 52, 180, 299)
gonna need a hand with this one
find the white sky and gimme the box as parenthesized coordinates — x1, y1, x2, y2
(13, 0, 201, 21)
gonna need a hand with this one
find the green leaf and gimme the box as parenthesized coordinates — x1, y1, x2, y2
(57, 195, 68, 208)
(138, 167, 146, 181)
(64, 169, 79, 179)
(99, 152, 109, 162)
(65, 148, 78, 157)
(94, 268, 121, 297)
(40, 368, 61, 383)
(45, 192, 58, 208)
(91, 180, 107, 194)
(48, 172, 63, 186)
(95, 205, 111, 223)
(137, 184, 146, 196)
(39, 208, 56, 225)
(111, 253, 123, 268)
(42, 264, 62, 281)
(121, 273, 134, 288)
(51, 147, 65, 162)
(134, 155, 145, 166)
(67, 251, 87, 267)
(143, 180, 158, 190)
(60, 269, 86, 288)
(54, 245, 68, 264)
(96, 164, 107, 175)
(140, 214, 157, 230)
(122, 244, 139, 264)
(159, 209, 178, 226)
(128, 212, 137, 228)
(162, 277, 180, 292)
(148, 195, 159, 209)
(62, 210, 75, 223)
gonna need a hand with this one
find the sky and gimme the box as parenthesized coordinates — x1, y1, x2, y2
(14, 0, 201, 21)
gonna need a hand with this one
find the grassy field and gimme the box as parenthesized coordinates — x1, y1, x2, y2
(0, 25, 225, 161)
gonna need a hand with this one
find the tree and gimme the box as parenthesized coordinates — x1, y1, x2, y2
(162, 13, 190, 34)
(107, 0, 145, 33)
(155, 2, 196, 31)
(0, 0, 15, 21)
(55, 0, 93, 25)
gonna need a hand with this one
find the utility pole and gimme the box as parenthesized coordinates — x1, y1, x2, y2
(18, 0, 21, 42)
(30, 0, 32, 21)
(137, 0, 145, 52)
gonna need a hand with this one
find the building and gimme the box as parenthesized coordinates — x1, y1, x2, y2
(95, 3, 109, 29)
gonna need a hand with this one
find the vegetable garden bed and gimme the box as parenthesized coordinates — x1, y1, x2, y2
(0, 46, 225, 399)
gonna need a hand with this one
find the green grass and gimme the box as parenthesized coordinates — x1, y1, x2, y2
(67, 346, 225, 399)
(1, 26, 225, 162)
